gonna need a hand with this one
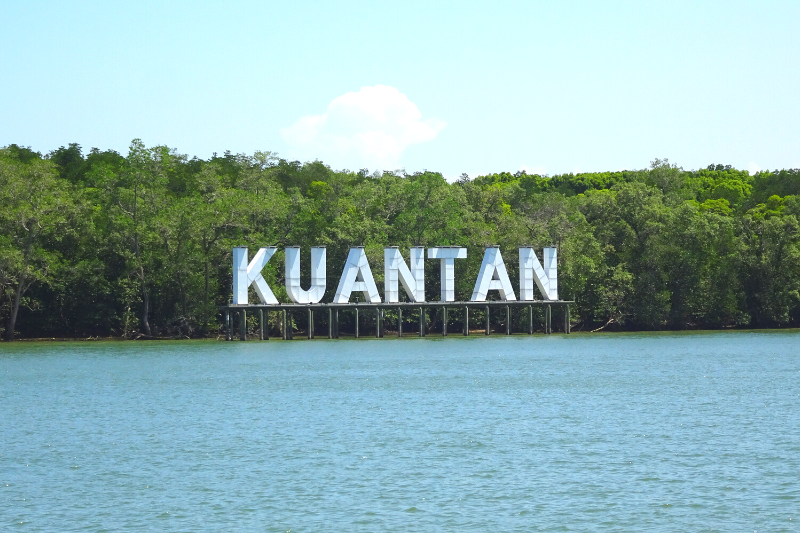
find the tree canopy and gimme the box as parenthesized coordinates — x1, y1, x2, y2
(2, 142, 800, 339)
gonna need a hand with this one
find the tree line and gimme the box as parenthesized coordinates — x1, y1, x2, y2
(2, 140, 799, 340)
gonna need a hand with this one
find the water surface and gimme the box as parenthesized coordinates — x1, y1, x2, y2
(1, 331, 798, 531)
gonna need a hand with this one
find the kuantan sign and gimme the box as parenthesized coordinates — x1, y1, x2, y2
(233, 246, 557, 305)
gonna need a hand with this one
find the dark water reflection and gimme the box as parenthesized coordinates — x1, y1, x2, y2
(1, 331, 798, 531)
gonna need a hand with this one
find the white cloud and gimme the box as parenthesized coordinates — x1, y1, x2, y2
(281, 85, 445, 171)
(748, 161, 761, 175)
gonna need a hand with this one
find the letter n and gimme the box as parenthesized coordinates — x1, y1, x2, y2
(519, 247, 557, 300)
(384, 247, 425, 302)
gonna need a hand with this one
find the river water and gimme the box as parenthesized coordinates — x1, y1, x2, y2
(1, 331, 798, 531)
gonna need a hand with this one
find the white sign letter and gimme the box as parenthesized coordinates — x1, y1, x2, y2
(384, 247, 425, 302)
(428, 247, 467, 302)
(285, 246, 326, 304)
(519, 247, 558, 300)
(471, 247, 516, 301)
(333, 247, 382, 303)
(232, 246, 279, 305)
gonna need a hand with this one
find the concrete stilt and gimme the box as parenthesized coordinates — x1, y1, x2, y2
(528, 305, 533, 335)
(443, 307, 448, 336)
(375, 308, 381, 338)
(308, 308, 313, 339)
(398, 307, 403, 337)
(463, 306, 469, 336)
(485, 306, 490, 335)
(355, 308, 359, 338)
(239, 309, 247, 341)
(546, 305, 551, 334)
(506, 305, 511, 335)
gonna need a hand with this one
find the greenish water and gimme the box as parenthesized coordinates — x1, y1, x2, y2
(1, 331, 799, 531)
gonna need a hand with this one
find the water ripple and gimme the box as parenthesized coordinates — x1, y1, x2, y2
(1, 331, 799, 531)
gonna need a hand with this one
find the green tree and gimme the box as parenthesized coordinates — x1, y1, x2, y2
(0, 149, 82, 340)
(101, 139, 175, 336)
(738, 201, 800, 326)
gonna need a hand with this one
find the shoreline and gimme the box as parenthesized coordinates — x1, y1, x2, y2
(4, 326, 800, 343)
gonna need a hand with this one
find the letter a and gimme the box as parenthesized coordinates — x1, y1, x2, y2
(470, 247, 516, 301)
(333, 247, 381, 303)
(232, 247, 279, 304)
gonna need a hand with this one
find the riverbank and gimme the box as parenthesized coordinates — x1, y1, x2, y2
(4, 325, 800, 343)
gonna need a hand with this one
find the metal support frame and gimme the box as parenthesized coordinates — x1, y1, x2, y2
(221, 300, 574, 341)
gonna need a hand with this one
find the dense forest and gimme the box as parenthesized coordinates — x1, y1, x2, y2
(2, 140, 800, 340)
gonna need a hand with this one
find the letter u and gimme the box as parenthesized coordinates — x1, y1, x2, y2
(285, 246, 326, 303)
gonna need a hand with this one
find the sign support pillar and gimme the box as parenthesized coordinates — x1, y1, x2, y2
(528, 305, 533, 334)
(546, 305, 551, 334)
(398, 308, 403, 337)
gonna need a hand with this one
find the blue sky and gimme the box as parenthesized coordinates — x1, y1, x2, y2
(1, 0, 798, 178)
